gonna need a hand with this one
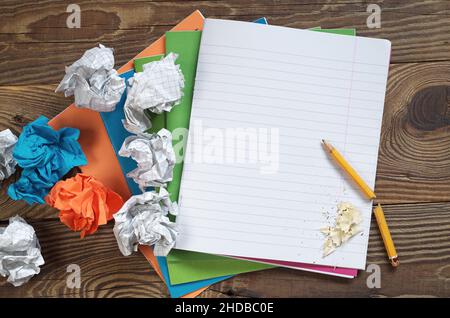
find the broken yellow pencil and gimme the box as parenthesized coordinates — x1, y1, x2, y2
(374, 203, 399, 267)
(321, 139, 376, 200)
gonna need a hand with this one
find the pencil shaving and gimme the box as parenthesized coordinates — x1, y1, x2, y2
(321, 202, 362, 257)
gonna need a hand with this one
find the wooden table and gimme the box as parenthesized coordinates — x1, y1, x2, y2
(1, 0, 450, 298)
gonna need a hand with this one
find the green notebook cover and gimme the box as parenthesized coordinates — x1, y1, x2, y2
(164, 28, 358, 285)
(167, 250, 274, 284)
(165, 31, 202, 203)
(314, 28, 356, 36)
(134, 54, 164, 72)
(133, 54, 166, 133)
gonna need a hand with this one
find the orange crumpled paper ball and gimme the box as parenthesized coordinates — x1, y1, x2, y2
(45, 173, 124, 238)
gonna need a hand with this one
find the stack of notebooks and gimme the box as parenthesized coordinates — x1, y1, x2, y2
(49, 10, 391, 297)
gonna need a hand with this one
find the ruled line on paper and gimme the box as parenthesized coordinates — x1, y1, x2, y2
(183, 186, 348, 203)
(180, 205, 327, 224)
(199, 52, 383, 75)
(183, 166, 373, 185)
(179, 233, 310, 249)
(178, 233, 366, 255)
(200, 44, 389, 68)
(188, 134, 380, 153)
(194, 88, 384, 111)
(195, 79, 385, 104)
(184, 152, 377, 172)
(194, 97, 383, 120)
(198, 61, 388, 85)
(183, 179, 350, 199)
(196, 70, 387, 94)
(182, 168, 367, 187)
(179, 221, 367, 249)
(192, 106, 381, 129)
(219, 133, 380, 151)
(181, 200, 366, 222)
(179, 221, 318, 239)
(187, 133, 380, 157)
(182, 176, 355, 194)
(189, 115, 379, 138)
(180, 196, 366, 217)
(186, 154, 377, 171)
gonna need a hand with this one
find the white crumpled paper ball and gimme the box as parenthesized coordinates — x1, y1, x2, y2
(113, 188, 178, 257)
(0, 216, 45, 287)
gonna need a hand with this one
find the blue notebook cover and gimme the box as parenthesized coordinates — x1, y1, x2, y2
(254, 17, 268, 24)
(100, 70, 141, 195)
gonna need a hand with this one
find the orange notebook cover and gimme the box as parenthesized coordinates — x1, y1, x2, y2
(49, 10, 205, 298)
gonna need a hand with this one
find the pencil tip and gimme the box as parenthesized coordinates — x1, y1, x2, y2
(321, 139, 333, 151)
(391, 257, 399, 268)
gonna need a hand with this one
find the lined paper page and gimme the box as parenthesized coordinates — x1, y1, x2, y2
(176, 19, 391, 269)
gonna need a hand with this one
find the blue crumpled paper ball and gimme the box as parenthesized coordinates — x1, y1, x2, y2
(8, 116, 87, 204)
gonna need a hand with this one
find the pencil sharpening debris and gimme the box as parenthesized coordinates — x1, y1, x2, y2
(123, 52, 184, 134)
(321, 202, 362, 257)
(55, 44, 125, 112)
(0, 129, 18, 182)
(113, 188, 179, 257)
(0, 216, 45, 287)
(118, 128, 176, 191)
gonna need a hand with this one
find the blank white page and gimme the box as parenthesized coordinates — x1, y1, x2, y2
(176, 19, 391, 269)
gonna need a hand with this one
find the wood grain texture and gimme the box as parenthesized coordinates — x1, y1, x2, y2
(1, 0, 450, 298)
(210, 202, 450, 298)
(0, 221, 170, 297)
(2, 203, 450, 297)
(0, 0, 449, 85)
(375, 61, 450, 204)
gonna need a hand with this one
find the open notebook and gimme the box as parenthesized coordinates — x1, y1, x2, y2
(176, 19, 391, 270)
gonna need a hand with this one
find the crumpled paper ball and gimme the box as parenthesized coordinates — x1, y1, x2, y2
(118, 128, 176, 191)
(46, 173, 124, 238)
(321, 202, 362, 257)
(0, 129, 18, 182)
(0, 216, 45, 287)
(113, 188, 178, 257)
(123, 53, 184, 134)
(7, 116, 87, 204)
(55, 44, 125, 112)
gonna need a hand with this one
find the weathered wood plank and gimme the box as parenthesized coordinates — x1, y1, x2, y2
(0, 221, 169, 297)
(2, 202, 450, 297)
(0, 0, 449, 85)
(376, 62, 450, 204)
